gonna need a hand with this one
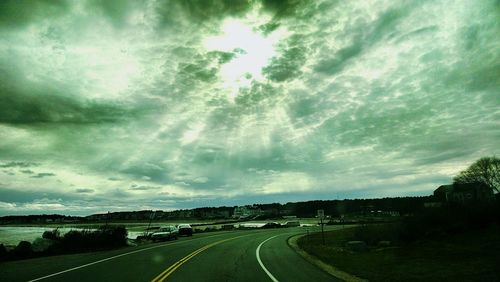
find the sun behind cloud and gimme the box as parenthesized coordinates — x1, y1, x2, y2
(203, 18, 285, 99)
(0, 0, 498, 215)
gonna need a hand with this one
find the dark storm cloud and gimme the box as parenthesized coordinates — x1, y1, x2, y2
(0, 187, 73, 203)
(0, 91, 132, 125)
(163, 0, 307, 24)
(262, 42, 307, 81)
(0, 0, 498, 215)
(177, 61, 218, 83)
(287, 96, 320, 120)
(208, 50, 238, 64)
(405, 132, 497, 166)
(235, 81, 277, 107)
(314, 3, 418, 75)
(258, 22, 280, 35)
(155, 0, 252, 29)
(86, 0, 137, 27)
(412, 149, 477, 166)
(75, 188, 94, 194)
(153, 0, 308, 31)
(0, 0, 68, 28)
(130, 184, 161, 191)
(260, 0, 306, 19)
(108, 177, 122, 181)
(173, 50, 238, 93)
(31, 173, 56, 179)
(0, 67, 135, 125)
(314, 43, 363, 75)
(0, 161, 39, 168)
(121, 163, 170, 184)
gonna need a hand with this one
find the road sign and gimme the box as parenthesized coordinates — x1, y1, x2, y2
(317, 209, 324, 219)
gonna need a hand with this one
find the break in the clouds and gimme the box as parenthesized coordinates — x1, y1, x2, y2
(0, 0, 498, 215)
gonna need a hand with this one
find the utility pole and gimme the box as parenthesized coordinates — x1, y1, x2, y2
(318, 209, 325, 245)
(146, 210, 156, 237)
(105, 211, 110, 229)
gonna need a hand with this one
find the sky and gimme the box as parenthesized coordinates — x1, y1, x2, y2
(0, 0, 498, 216)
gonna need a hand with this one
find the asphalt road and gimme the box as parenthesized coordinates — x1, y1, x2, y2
(0, 227, 340, 282)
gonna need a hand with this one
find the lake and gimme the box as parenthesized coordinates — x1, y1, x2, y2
(0, 226, 144, 246)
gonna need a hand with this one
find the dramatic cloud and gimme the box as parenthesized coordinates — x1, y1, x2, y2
(75, 188, 94, 194)
(0, 162, 39, 168)
(30, 173, 56, 179)
(0, 0, 498, 215)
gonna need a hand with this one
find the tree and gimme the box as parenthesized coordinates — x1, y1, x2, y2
(453, 156, 500, 193)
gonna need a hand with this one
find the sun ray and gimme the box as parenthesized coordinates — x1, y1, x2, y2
(203, 18, 285, 99)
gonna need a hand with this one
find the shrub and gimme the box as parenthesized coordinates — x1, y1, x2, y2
(353, 223, 400, 246)
(60, 225, 128, 251)
(42, 229, 61, 241)
(12, 241, 33, 259)
(32, 238, 55, 253)
(398, 201, 500, 242)
(96, 225, 128, 247)
(0, 244, 7, 261)
(350, 201, 500, 245)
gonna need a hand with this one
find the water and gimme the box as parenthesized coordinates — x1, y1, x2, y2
(0, 226, 64, 246)
(0, 227, 144, 246)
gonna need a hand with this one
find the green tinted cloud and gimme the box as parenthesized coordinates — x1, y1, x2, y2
(262, 38, 307, 82)
(0, 0, 68, 28)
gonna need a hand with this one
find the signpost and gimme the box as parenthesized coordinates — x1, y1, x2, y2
(146, 210, 156, 237)
(317, 209, 325, 245)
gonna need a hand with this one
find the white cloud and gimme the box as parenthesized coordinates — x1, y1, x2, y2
(0, 0, 498, 214)
(260, 172, 313, 194)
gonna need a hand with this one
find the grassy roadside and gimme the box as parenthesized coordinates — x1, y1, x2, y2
(297, 225, 500, 281)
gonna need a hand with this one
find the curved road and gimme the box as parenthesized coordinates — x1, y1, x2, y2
(0, 227, 340, 282)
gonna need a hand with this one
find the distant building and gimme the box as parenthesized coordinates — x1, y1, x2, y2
(423, 202, 443, 208)
(279, 209, 294, 216)
(434, 182, 494, 204)
(233, 205, 262, 219)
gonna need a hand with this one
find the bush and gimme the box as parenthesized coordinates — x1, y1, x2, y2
(42, 229, 61, 240)
(96, 225, 128, 247)
(0, 244, 7, 261)
(353, 224, 400, 246)
(32, 238, 55, 253)
(398, 201, 500, 242)
(12, 241, 33, 259)
(60, 225, 128, 251)
(1, 225, 129, 261)
(350, 201, 500, 245)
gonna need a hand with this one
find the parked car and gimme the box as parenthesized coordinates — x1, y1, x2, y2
(261, 222, 283, 229)
(284, 221, 300, 227)
(177, 224, 193, 236)
(151, 226, 178, 242)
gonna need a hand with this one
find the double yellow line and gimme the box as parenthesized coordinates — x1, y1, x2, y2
(151, 235, 246, 282)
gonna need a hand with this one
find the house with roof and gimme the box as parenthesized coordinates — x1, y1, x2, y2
(433, 182, 494, 204)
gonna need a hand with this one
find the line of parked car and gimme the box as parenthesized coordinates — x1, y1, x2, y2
(150, 224, 193, 242)
(261, 221, 301, 229)
(147, 221, 301, 242)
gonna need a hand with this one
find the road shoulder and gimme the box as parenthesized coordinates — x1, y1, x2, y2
(287, 234, 367, 282)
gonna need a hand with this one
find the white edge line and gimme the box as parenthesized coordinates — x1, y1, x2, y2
(28, 243, 176, 282)
(256, 235, 280, 282)
(28, 233, 229, 282)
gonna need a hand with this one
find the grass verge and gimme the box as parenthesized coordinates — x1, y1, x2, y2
(297, 225, 500, 282)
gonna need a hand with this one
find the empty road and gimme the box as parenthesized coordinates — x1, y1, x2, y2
(0, 227, 339, 282)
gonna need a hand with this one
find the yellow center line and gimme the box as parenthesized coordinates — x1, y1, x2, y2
(151, 235, 248, 282)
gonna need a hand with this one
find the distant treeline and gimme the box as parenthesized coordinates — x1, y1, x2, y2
(259, 196, 432, 218)
(0, 196, 432, 224)
(0, 214, 82, 224)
